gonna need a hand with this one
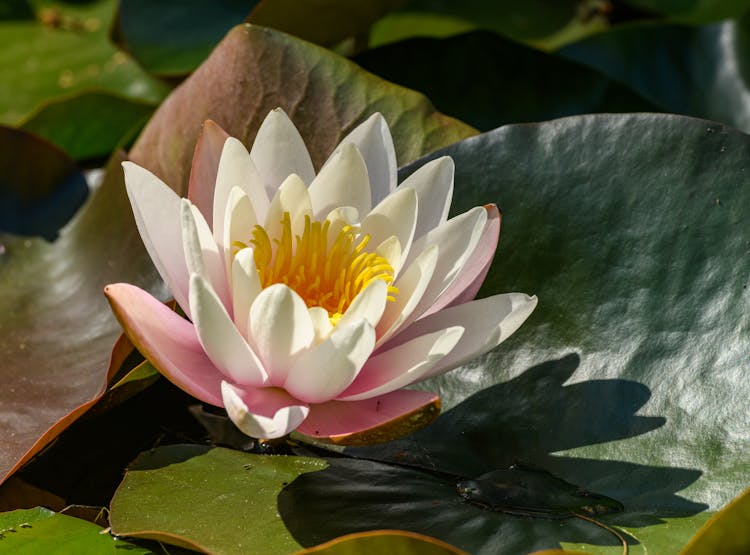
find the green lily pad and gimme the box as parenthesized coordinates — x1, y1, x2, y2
(112, 0, 254, 77)
(355, 31, 657, 131)
(109, 445, 328, 554)
(20, 91, 154, 161)
(559, 14, 750, 133)
(295, 530, 468, 554)
(0, 125, 87, 239)
(680, 487, 750, 555)
(129, 23, 476, 197)
(0, 0, 169, 125)
(0, 507, 148, 553)
(279, 113, 750, 553)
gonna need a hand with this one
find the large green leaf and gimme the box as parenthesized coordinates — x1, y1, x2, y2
(0, 151, 160, 486)
(112, 0, 254, 77)
(0, 125, 87, 239)
(355, 31, 657, 131)
(129, 24, 476, 196)
(20, 91, 154, 161)
(0, 507, 148, 553)
(559, 14, 750, 133)
(279, 113, 750, 553)
(0, 0, 169, 125)
(109, 445, 328, 554)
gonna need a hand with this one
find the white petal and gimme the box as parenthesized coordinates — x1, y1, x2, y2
(308, 143, 371, 220)
(223, 187, 258, 276)
(308, 306, 333, 344)
(376, 244, 438, 346)
(181, 200, 231, 311)
(285, 320, 375, 403)
(231, 247, 262, 339)
(264, 174, 313, 240)
(399, 156, 454, 239)
(248, 284, 314, 385)
(374, 235, 402, 273)
(336, 279, 388, 329)
(189, 274, 268, 386)
(331, 113, 396, 206)
(388, 293, 538, 380)
(325, 205, 359, 249)
(122, 161, 190, 317)
(340, 326, 463, 401)
(221, 382, 309, 439)
(402, 206, 487, 325)
(360, 187, 417, 272)
(213, 138, 269, 245)
(250, 108, 315, 198)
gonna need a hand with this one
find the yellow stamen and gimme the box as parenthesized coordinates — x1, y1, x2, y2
(247, 212, 398, 325)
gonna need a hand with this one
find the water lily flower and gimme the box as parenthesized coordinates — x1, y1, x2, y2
(105, 109, 537, 443)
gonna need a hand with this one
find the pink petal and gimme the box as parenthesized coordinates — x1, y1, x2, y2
(221, 382, 309, 439)
(424, 204, 501, 317)
(104, 283, 223, 406)
(188, 120, 230, 227)
(296, 389, 440, 445)
(385, 292, 538, 381)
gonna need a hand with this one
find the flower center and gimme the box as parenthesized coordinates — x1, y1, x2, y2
(242, 212, 397, 325)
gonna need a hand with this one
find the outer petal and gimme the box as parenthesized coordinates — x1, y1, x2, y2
(221, 382, 309, 439)
(104, 283, 222, 406)
(385, 293, 538, 381)
(250, 108, 315, 198)
(213, 138, 268, 245)
(308, 143, 371, 220)
(339, 326, 463, 401)
(360, 187, 417, 272)
(398, 207, 487, 330)
(285, 320, 375, 404)
(399, 156, 454, 239)
(231, 247, 262, 338)
(296, 389, 440, 446)
(376, 245, 438, 345)
(181, 200, 231, 311)
(248, 284, 314, 385)
(425, 204, 501, 316)
(190, 274, 268, 386)
(122, 161, 190, 317)
(188, 120, 230, 226)
(331, 113, 397, 206)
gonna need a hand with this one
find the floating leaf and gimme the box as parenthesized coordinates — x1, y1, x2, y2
(355, 31, 656, 131)
(0, 507, 148, 553)
(20, 91, 154, 161)
(0, 125, 87, 239)
(109, 445, 328, 554)
(295, 530, 468, 554)
(0, 0, 168, 125)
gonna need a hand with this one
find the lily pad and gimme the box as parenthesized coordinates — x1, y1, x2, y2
(0, 507, 148, 553)
(0, 151, 162, 485)
(294, 530, 468, 554)
(279, 113, 750, 553)
(129, 23, 476, 197)
(20, 91, 154, 161)
(0, 0, 169, 125)
(355, 31, 657, 131)
(559, 14, 750, 134)
(109, 445, 328, 554)
(0, 125, 87, 239)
